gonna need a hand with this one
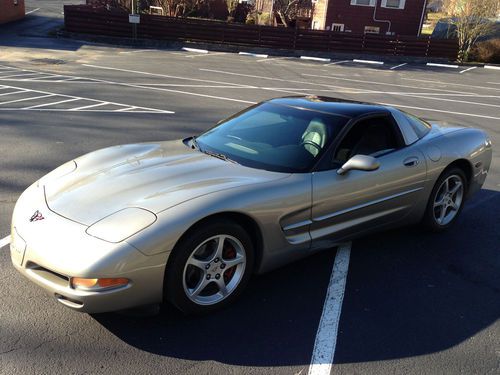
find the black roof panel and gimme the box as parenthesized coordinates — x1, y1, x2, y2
(266, 96, 390, 118)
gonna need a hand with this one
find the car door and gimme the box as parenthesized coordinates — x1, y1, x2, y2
(310, 114, 427, 249)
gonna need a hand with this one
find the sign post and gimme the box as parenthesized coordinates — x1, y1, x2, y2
(129, 0, 139, 39)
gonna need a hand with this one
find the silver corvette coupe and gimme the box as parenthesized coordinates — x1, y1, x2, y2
(10, 97, 492, 314)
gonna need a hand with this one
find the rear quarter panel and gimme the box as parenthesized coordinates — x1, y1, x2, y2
(418, 126, 492, 204)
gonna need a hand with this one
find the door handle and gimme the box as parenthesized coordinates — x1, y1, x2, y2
(403, 157, 419, 167)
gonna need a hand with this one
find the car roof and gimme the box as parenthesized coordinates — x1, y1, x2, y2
(265, 96, 390, 119)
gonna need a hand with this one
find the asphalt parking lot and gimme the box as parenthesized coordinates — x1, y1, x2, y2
(1, 2, 499, 375)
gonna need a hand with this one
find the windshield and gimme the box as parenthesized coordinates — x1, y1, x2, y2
(196, 102, 350, 173)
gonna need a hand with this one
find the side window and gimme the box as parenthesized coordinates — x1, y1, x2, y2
(334, 116, 401, 164)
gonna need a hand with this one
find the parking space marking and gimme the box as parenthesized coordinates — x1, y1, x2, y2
(427, 63, 459, 69)
(0, 236, 10, 249)
(300, 73, 465, 94)
(401, 77, 500, 92)
(25, 7, 40, 15)
(301, 56, 331, 63)
(377, 101, 500, 120)
(182, 47, 209, 54)
(83, 64, 252, 88)
(308, 242, 351, 375)
(0, 84, 174, 113)
(391, 63, 407, 70)
(325, 60, 350, 66)
(0, 90, 26, 97)
(0, 94, 55, 106)
(353, 59, 384, 65)
(198, 68, 498, 112)
(460, 67, 477, 74)
(239, 52, 268, 58)
(24, 98, 79, 109)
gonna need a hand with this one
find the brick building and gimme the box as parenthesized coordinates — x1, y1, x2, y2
(0, 0, 25, 24)
(312, 0, 428, 35)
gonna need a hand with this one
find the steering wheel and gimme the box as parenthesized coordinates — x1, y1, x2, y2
(301, 139, 322, 153)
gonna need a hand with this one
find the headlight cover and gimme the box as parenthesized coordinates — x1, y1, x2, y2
(86, 208, 157, 243)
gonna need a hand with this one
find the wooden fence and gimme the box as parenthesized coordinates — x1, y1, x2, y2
(64, 6, 459, 60)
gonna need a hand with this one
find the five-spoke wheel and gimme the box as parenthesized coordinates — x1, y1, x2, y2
(164, 220, 254, 314)
(423, 167, 467, 231)
(183, 235, 246, 305)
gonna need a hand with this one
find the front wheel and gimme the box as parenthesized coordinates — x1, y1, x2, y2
(164, 220, 254, 315)
(422, 167, 467, 232)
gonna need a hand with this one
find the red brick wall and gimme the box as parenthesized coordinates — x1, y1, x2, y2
(325, 0, 427, 36)
(0, 0, 25, 24)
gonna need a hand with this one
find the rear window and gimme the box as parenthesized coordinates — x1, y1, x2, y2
(404, 112, 432, 138)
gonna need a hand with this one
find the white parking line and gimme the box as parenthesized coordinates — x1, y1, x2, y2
(484, 65, 500, 70)
(69, 102, 110, 111)
(0, 73, 42, 79)
(25, 7, 40, 15)
(200, 68, 500, 119)
(0, 236, 10, 249)
(0, 90, 26, 97)
(239, 52, 268, 58)
(182, 47, 209, 54)
(301, 56, 331, 63)
(0, 84, 174, 113)
(308, 242, 351, 375)
(427, 63, 459, 68)
(391, 63, 407, 70)
(401, 77, 500, 92)
(459, 66, 477, 74)
(257, 56, 288, 63)
(24, 98, 79, 109)
(378, 101, 500, 120)
(83, 64, 252, 88)
(353, 59, 384, 65)
(325, 60, 350, 66)
(487, 82, 500, 85)
(300, 73, 465, 94)
(0, 94, 55, 106)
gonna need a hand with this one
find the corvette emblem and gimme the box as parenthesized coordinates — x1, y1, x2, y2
(29, 210, 45, 222)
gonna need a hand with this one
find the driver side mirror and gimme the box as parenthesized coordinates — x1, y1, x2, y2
(337, 155, 380, 175)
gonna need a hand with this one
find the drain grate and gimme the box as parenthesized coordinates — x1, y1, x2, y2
(31, 58, 67, 65)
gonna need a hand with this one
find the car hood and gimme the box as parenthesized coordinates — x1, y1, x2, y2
(44, 140, 287, 225)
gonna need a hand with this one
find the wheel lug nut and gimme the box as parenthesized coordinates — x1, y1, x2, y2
(215, 274, 220, 279)
(205, 264, 210, 270)
(214, 258, 219, 263)
(206, 274, 211, 280)
(220, 263, 226, 269)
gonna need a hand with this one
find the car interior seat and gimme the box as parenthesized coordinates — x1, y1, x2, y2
(301, 118, 327, 157)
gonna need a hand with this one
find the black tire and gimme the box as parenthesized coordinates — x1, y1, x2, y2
(164, 219, 254, 315)
(422, 167, 467, 232)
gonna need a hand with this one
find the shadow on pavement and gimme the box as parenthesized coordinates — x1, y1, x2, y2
(93, 189, 499, 366)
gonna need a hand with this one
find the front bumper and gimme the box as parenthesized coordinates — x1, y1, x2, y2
(10, 183, 167, 313)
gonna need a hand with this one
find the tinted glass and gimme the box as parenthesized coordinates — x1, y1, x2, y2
(404, 112, 432, 138)
(197, 102, 349, 172)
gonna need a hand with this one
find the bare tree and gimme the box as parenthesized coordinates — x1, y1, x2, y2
(273, 0, 313, 28)
(443, 0, 499, 61)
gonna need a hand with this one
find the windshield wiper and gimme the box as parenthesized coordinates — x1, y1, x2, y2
(202, 149, 239, 164)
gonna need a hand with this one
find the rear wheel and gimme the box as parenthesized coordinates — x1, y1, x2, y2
(422, 167, 467, 232)
(164, 220, 254, 315)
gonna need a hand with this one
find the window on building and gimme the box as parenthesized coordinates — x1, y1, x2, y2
(381, 0, 406, 9)
(364, 26, 380, 34)
(331, 23, 345, 32)
(350, 0, 375, 6)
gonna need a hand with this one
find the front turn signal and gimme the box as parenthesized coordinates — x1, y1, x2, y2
(71, 277, 129, 290)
